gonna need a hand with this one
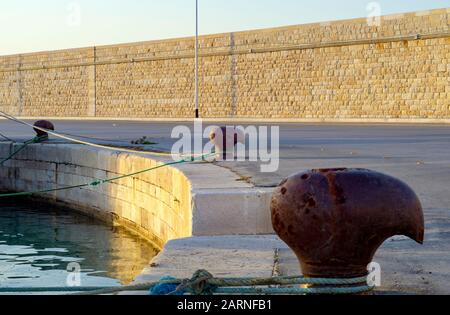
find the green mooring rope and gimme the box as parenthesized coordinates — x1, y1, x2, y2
(0, 270, 374, 295)
(0, 153, 213, 198)
(0, 136, 46, 166)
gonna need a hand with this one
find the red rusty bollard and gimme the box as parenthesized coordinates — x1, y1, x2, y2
(33, 120, 55, 139)
(271, 168, 424, 279)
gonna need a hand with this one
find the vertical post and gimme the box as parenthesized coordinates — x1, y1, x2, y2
(195, 0, 199, 119)
(17, 54, 24, 116)
(87, 46, 97, 117)
(93, 46, 97, 117)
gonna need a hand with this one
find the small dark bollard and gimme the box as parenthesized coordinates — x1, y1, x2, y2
(33, 120, 55, 140)
(271, 168, 424, 279)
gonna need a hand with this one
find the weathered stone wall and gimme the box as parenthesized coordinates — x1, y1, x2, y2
(0, 8, 449, 120)
(0, 49, 94, 117)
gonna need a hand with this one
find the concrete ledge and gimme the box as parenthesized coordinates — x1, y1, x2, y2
(135, 235, 284, 284)
(192, 188, 274, 236)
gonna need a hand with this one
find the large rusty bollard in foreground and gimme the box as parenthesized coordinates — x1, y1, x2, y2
(33, 120, 55, 139)
(271, 168, 424, 279)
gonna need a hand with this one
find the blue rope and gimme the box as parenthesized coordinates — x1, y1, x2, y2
(148, 270, 373, 296)
(150, 277, 183, 295)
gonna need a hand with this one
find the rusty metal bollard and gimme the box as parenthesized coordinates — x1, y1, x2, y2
(33, 120, 55, 139)
(271, 168, 424, 279)
(209, 126, 245, 161)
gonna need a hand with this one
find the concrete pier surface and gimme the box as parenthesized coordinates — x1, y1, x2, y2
(1, 120, 450, 294)
(2, 120, 449, 208)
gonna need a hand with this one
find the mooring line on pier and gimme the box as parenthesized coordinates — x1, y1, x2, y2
(0, 135, 47, 166)
(0, 269, 374, 295)
(0, 110, 177, 158)
(0, 110, 216, 198)
(0, 152, 213, 198)
(0, 131, 13, 142)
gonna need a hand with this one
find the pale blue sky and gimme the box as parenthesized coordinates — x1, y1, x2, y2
(0, 0, 449, 55)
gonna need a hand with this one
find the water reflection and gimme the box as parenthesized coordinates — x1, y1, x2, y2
(0, 204, 158, 290)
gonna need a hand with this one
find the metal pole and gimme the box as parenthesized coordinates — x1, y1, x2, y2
(195, 0, 199, 118)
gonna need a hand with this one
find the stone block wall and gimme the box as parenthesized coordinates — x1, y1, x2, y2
(0, 142, 275, 247)
(0, 143, 192, 249)
(0, 8, 449, 120)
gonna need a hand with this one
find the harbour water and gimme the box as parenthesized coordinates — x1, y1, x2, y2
(0, 203, 158, 293)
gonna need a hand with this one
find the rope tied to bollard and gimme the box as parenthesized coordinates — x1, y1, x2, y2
(0, 111, 175, 158)
(0, 110, 216, 198)
(167, 270, 218, 296)
(0, 270, 374, 295)
(154, 270, 374, 296)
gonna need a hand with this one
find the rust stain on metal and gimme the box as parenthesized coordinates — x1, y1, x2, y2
(271, 168, 424, 279)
